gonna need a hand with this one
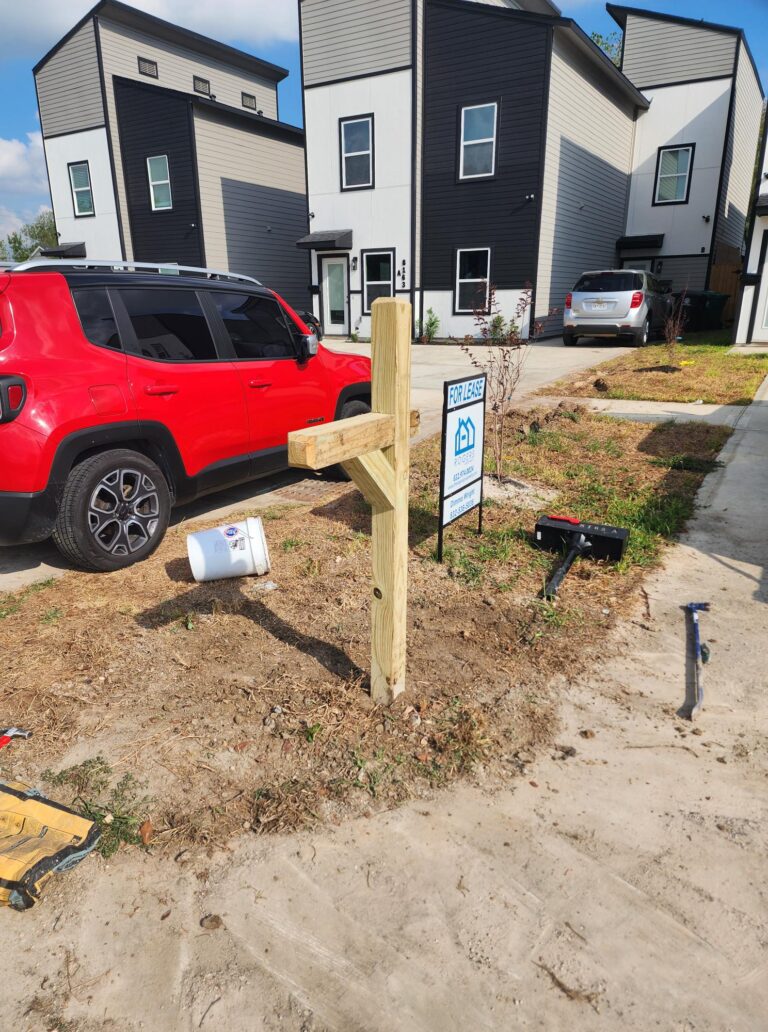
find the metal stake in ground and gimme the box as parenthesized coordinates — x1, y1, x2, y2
(686, 602, 711, 719)
(288, 298, 413, 705)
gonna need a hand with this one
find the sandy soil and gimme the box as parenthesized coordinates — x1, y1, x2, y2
(5, 403, 768, 1030)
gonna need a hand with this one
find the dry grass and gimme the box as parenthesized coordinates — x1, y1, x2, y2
(542, 336, 768, 406)
(0, 407, 730, 846)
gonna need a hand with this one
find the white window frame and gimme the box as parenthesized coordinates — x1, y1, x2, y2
(654, 145, 694, 205)
(68, 161, 94, 217)
(459, 103, 498, 181)
(340, 115, 373, 191)
(362, 250, 395, 314)
(147, 155, 172, 212)
(455, 248, 491, 313)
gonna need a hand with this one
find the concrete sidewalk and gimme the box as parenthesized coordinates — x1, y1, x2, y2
(535, 393, 750, 427)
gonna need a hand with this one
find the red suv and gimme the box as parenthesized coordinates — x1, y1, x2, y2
(0, 262, 371, 571)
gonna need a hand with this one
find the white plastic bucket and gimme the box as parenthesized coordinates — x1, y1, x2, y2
(186, 517, 271, 583)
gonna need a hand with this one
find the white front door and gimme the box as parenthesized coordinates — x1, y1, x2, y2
(753, 248, 768, 342)
(321, 257, 348, 336)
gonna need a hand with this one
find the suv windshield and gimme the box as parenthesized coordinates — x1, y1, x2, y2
(573, 272, 643, 293)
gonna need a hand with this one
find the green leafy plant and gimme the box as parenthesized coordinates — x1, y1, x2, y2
(418, 307, 440, 343)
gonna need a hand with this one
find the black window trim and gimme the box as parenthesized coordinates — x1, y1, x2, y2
(241, 91, 257, 110)
(457, 99, 500, 183)
(67, 159, 95, 219)
(204, 289, 302, 363)
(453, 247, 492, 316)
(652, 143, 696, 207)
(339, 113, 375, 193)
(107, 285, 225, 365)
(137, 55, 158, 79)
(193, 74, 211, 96)
(71, 286, 122, 351)
(361, 248, 396, 315)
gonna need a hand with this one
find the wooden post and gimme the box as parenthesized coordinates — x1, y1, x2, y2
(288, 297, 412, 704)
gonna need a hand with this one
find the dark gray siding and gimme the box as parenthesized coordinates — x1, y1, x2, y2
(301, 0, 412, 87)
(194, 108, 310, 309)
(421, 0, 549, 293)
(35, 19, 105, 138)
(114, 78, 204, 266)
(621, 13, 737, 88)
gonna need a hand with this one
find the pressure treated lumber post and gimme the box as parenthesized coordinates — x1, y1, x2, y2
(357, 297, 411, 704)
(287, 297, 412, 704)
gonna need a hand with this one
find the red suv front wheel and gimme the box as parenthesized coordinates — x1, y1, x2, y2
(53, 449, 171, 571)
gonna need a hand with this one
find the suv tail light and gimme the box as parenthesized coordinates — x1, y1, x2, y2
(0, 376, 26, 424)
(630, 291, 644, 309)
(565, 293, 572, 309)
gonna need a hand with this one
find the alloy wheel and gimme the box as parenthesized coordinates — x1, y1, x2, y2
(87, 468, 161, 556)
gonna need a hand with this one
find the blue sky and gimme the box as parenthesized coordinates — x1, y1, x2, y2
(0, 0, 765, 237)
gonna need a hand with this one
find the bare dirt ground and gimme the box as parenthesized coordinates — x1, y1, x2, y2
(4, 398, 766, 1030)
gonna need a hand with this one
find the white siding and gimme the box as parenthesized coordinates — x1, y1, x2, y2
(35, 20, 104, 138)
(624, 79, 732, 259)
(45, 128, 122, 259)
(305, 69, 412, 338)
(301, 0, 412, 87)
(537, 31, 636, 328)
(193, 109, 308, 305)
(622, 13, 737, 88)
(423, 289, 531, 340)
(717, 42, 764, 253)
(98, 17, 279, 257)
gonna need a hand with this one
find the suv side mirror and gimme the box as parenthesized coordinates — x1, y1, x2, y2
(298, 332, 319, 362)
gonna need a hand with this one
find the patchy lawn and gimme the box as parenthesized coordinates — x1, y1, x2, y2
(543, 335, 768, 405)
(0, 407, 730, 848)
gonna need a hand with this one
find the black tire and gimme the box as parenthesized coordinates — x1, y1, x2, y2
(52, 449, 171, 572)
(563, 332, 578, 347)
(635, 317, 651, 347)
(328, 399, 371, 480)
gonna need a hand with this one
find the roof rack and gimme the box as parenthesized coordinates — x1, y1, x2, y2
(11, 258, 262, 286)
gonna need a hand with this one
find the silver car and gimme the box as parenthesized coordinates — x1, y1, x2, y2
(563, 269, 673, 346)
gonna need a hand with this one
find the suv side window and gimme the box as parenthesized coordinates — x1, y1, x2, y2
(72, 288, 121, 350)
(210, 292, 297, 360)
(119, 288, 218, 362)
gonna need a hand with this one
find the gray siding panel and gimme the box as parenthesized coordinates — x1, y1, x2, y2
(717, 41, 764, 253)
(301, 0, 412, 87)
(656, 255, 708, 291)
(193, 109, 309, 308)
(622, 14, 737, 88)
(537, 31, 636, 331)
(35, 20, 104, 137)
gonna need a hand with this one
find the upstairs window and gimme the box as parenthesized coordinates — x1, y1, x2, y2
(138, 56, 158, 78)
(363, 251, 394, 313)
(242, 92, 257, 110)
(455, 248, 490, 313)
(340, 115, 373, 191)
(193, 75, 211, 96)
(147, 155, 172, 211)
(654, 145, 694, 205)
(68, 161, 94, 217)
(459, 103, 498, 180)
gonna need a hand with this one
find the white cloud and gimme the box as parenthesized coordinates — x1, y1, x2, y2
(0, 131, 48, 197)
(0, 0, 298, 61)
(0, 207, 24, 239)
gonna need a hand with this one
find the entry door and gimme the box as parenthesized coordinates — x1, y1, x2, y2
(321, 257, 348, 335)
(753, 249, 768, 342)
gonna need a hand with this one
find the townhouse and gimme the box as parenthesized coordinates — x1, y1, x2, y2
(298, 0, 764, 338)
(734, 129, 768, 345)
(34, 0, 310, 307)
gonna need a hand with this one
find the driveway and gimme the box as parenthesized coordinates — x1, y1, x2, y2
(0, 337, 626, 593)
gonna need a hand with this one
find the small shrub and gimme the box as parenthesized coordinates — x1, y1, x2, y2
(418, 307, 440, 343)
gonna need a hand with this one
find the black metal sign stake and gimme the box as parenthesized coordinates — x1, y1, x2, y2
(437, 373, 487, 563)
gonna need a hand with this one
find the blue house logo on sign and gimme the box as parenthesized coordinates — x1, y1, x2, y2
(455, 416, 476, 456)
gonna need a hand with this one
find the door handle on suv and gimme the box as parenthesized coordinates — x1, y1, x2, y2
(144, 384, 179, 396)
(248, 380, 272, 389)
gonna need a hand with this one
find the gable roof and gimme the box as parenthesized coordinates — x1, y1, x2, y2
(33, 0, 288, 83)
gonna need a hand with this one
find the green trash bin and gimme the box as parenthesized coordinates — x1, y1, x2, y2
(673, 291, 729, 332)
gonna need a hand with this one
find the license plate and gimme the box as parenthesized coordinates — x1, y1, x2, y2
(592, 302, 607, 310)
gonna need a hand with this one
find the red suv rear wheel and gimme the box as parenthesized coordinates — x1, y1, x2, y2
(53, 449, 171, 571)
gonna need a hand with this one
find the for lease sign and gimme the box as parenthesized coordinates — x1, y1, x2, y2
(439, 374, 486, 531)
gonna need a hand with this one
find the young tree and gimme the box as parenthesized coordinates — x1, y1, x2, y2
(591, 30, 622, 67)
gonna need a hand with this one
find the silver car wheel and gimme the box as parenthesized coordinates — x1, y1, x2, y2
(88, 468, 161, 556)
